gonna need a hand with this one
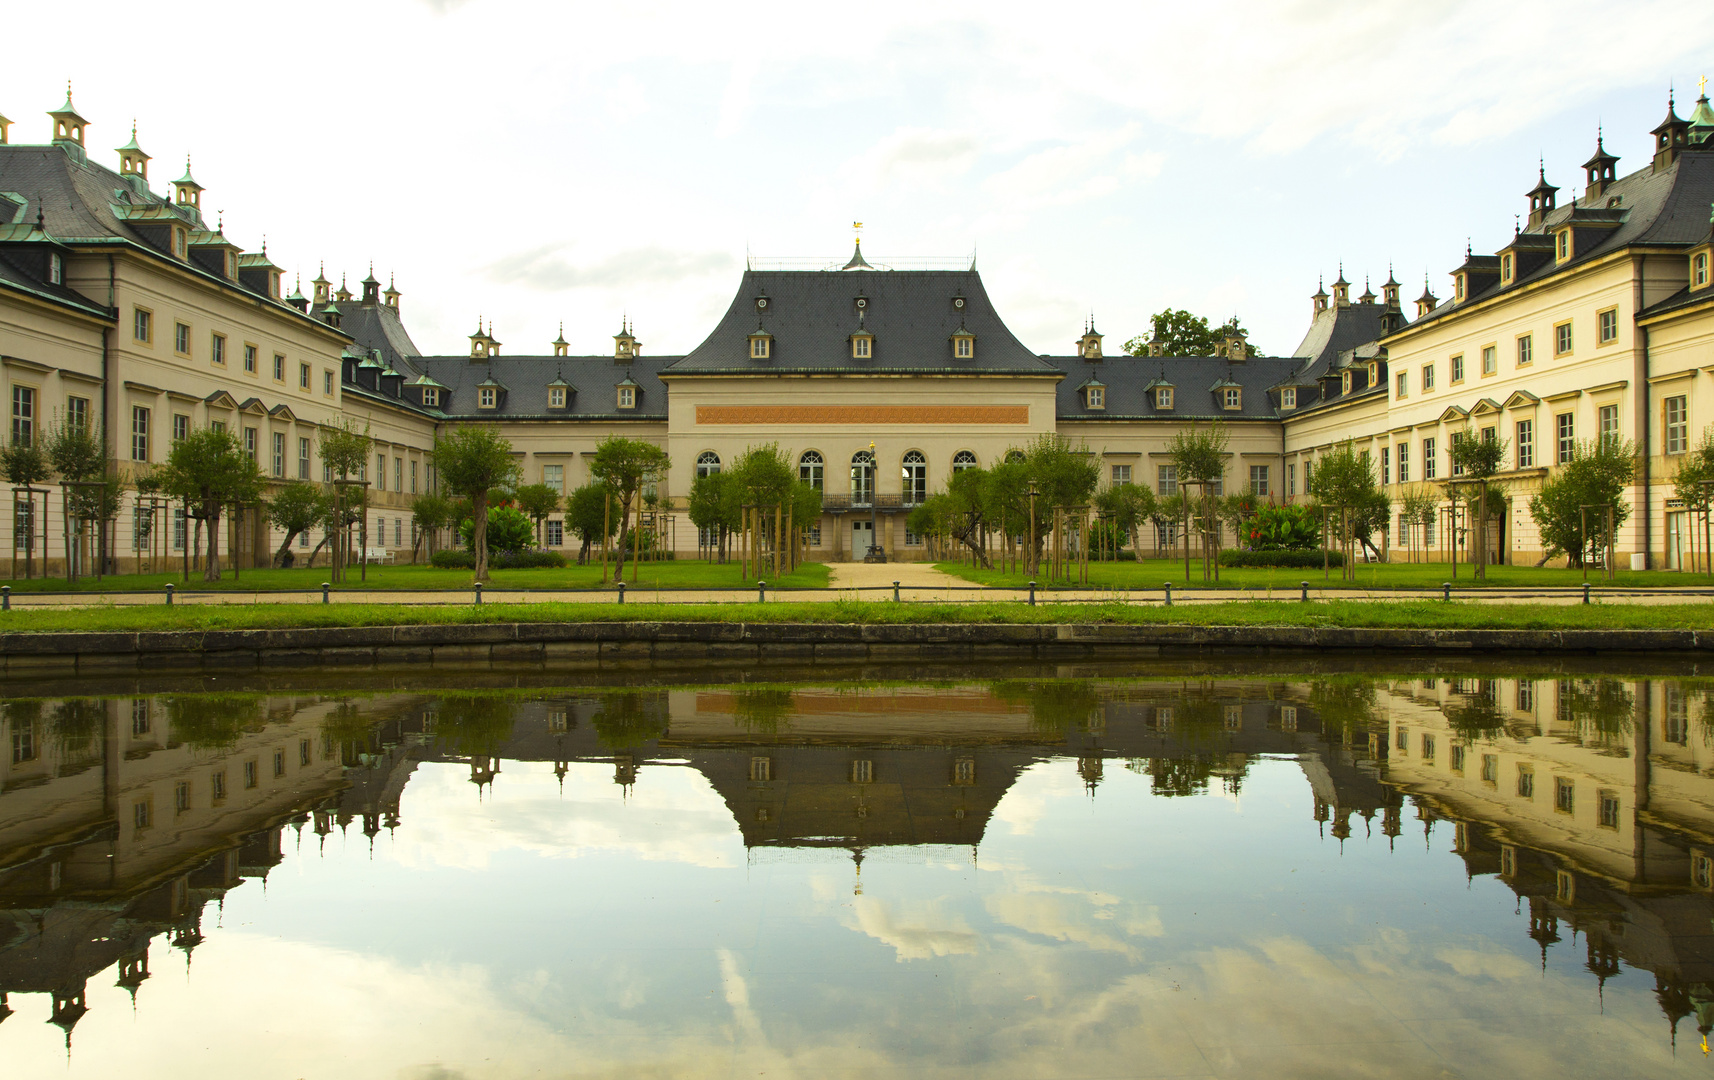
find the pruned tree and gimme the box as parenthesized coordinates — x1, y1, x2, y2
(155, 426, 265, 582)
(565, 481, 619, 564)
(1448, 427, 1509, 579)
(410, 491, 454, 562)
(318, 420, 373, 581)
(433, 426, 521, 581)
(0, 431, 51, 578)
(1167, 422, 1229, 580)
(590, 436, 670, 582)
(513, 483, 563, 548)
(267, 482, 329, 567)
(1529, 437, 1635, 568)
(1307, 442, 1386, 578)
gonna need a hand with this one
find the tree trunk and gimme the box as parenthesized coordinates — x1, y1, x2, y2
(472, 491, 491, 581)
(306, 532, 331, 568)
(203, 500, 223, 582)
(273, 530, 301, 568)
(614, 492, 633, 582)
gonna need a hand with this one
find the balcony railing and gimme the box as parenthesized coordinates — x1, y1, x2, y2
(821, 494, 920, 511)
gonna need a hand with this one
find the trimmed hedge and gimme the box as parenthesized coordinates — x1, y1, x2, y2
(1219, 549, 1345, 568)
(430, 550, 568, 570)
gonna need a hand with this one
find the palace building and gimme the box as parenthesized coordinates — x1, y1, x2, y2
(2, 84, 1712, 570)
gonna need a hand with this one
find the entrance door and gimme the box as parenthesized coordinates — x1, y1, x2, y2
(1668, 511, 1688, 570)
(851, 520, 873, 560)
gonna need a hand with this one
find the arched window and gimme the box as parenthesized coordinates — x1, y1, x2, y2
(902, 450, 927, 504)
(952, 450, 978, 473)
(1005, 449, 1025, 464)
(799, 450, 823, 490)
(696, 451, 721, 478)
(850, 450, 874, 506)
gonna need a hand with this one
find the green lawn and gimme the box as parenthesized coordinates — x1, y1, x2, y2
(1, 598, 1711, 634)
(934, 557, 1713, 592)
(0, 559, 830, 594)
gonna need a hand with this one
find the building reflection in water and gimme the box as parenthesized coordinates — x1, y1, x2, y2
(1, 673, 1712, 1051)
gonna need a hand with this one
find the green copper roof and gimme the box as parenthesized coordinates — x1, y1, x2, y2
(1690, 94, 1714, 140)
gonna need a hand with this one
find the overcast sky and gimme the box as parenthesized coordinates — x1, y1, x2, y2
(8, 1, 1714, 358)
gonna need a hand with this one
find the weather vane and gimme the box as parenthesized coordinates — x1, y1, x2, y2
(853, 220, 864, 244)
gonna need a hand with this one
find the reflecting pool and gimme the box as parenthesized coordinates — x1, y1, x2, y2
(3, 667, 1714, 1078)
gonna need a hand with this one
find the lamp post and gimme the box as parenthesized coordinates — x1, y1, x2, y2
(868, 441, 880, 561)
(1026, 482, 1040, 578)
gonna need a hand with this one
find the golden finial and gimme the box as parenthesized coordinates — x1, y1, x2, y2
(853, 220, 864, 244)
(1701, 75, 1708, 96)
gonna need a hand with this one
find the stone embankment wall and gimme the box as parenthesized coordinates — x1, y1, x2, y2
(1, 622, 1711, 674)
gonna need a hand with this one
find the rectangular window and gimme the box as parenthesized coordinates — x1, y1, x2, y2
(1555, 777, 1574, 814)
(1450, 743, 1466, 773)
(1396, 442, 1409, 483)
(618, 386, 635, 408)
(1421, 734, 1435, 762)
(211, 770, 226, 802)
(410, 460, 418, 493)
(1517, 334, 1533, 366)
(1157, 465, 1177, 496)
(850, 760, 874, 784)
(1666, 396, 1689, 454)
(1516, 419, 1534, 468)
(1395, 727, 1408, 752)
(273, 353, 286, 381)
(1086, 386, 1104, 408)
(133, 800, 152, 831)
(175, 322, 191, 355)
(298, 437, 311, 479)
(1517, 766, 1534, 799)
(546, 519, 564, 546)
(395, 518, 403, 547)
(1422, 437, 1437, 480)
(750, 756, 773, 782)
(208, 333, 224, 366)
(1554, 321, 1573, 357)
(903, 526, 924, 546)
(1481, 754, 1498, 784)
(271, 432, 285, 477)
(10, 385, 34, 446)
(1599, 404, 1620, 445)
(174, 780, 191, 813)
(479, 387, 497, 408)
(324, 371, 335, 395)
(1556, 230, 1570, 260)
(1422, 364, 1435, 391)
(423, 388, 440, 407)
(376, 453, 387, 490)
(1396, 371, 1408, 398)
(48, 251, 64, 284)
(1223, 387, 1241, 410)
(1280, 387, 1295, 409)
(852, 336, 870, 358)
(1598, 309, 1618, 344)
(1481, 345, 1496, 375)
(242, 760, 258, 788)
(1287, 463, 1296, 495)
(1697, 253, 1711, 288)
(955, 338, 972, 359)
(548, 386, 566, 408)
(1249, 465, 1268, 496)
(1598, 790, 1620, 829)
(300, 739, 313, 767)
(1501, 253, 1513, 282)
(66, 395, 88, 431)
(243, 343, 257, 373)
(1110, 464, 1131, 485)
(134, 308, 152, 343)
(1381, 446, 1390, 486)
(244, 427, 257, 463)
(300, 362, 311, 390)
(172, 506, 186, 550)
(131, 406, 150, 462)
(395, 457, 403, 492)
(1451, 354, 1464, 383)
(1156, 386, 1175, 409)
(130, 698, 151, 737)
(1517, 681, 1536, 711)
(1557, 413, 1575, 463)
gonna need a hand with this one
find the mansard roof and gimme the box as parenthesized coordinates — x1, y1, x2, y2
(1046, 354, 1301, 421)
(410, 354, 673, 419)
(666, 268, 1060, 376)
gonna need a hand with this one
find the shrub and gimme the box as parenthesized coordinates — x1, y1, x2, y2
(458, 505, 535, 554)
(1244, 504, 1319, 551)
(1218, 549, 1344, 568)
(431, 550, 476, 569)
(431, 549, 567, 570)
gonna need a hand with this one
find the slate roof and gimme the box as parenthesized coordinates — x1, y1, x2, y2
(1048, 354, 1303, 420)
(1403, 144, 1714, 332)
(666, 268, 1060, 375)
(1274, 299, 1396, 416)
(330, 299, 423, 373)
(410, 354, 674, 420)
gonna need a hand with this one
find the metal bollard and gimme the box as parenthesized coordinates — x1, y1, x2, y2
(322, 582, 330, 605)
(1, 585, 8, 611)
(617, 581, 626, 604)
(1028, 580, 1036, 607)
(1583, 582, 1591, 605)
(1300, 581, 1309, 603)
(474, 582, 483, 606)
(1442, 582, 1451, 602)
(1163, 582, 1172, 607)
(165, 583, 174, 606)
(758, 580, 767, 604)
(893, 580, 901, 603)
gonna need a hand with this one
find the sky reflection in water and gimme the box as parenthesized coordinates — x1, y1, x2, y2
(0, 673, 1709, 1079)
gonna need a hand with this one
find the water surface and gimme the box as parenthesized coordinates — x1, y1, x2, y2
(1, 668, 1710, 1078)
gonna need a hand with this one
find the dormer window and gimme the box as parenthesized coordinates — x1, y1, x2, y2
(1156, 387, 1174, 410)
(1367, 361, 1379, 385)
(1455, 274, 1466, 300)
(1222, 387, 1241, 410)
(1501, 253, 1513, 283)
(1281, 387, 1296, 409)
(1341, 371, 1352, 395)
(851, 332, 872, 359)
(748, 329, 771, 359)
(951, 329, 975, 359)
(478, 387, 497, 409)
(1695, 252, 1710, 289)
(618, 384, 636, 409)
(1556, 230, 1571, 262)
(422, 388, 440, 407)
(548, 386, 567, 408)
(1084, 385, 1105, 409)
(226, 251, 237, 278)
(172, 229, 186, 258)
(48, 253, 62, 285)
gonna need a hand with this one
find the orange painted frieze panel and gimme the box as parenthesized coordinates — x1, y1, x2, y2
(695, 405, 1029, 425)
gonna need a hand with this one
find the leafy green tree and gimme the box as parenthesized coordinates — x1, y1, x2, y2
(434, 426, 521, 581)
(687, 471, 738, 561)
(317, 420, 373, 580)
(1672, 427, 1714, 571)
(1448, 428, 1509, 579)
(459, 505, 535, 554)
(1123, 309, 1258, 357)
(591, 691, 668, 748)
(1167, 422, 1229, 579)
(267, 482, 329, 567)
(1307, 442, 1389, 574)
(1093, 479, 1153, 557)
(565, 482, 620, 564)
(1528, 437, 1635, 568)
(513, 483, 562, 548)
(156, 427, 265, 581)
(410, 491, 454, 560)
(0, 430, 51, 577)
(1398, 486, 1440, 562)
(589, 436, 670, 581)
